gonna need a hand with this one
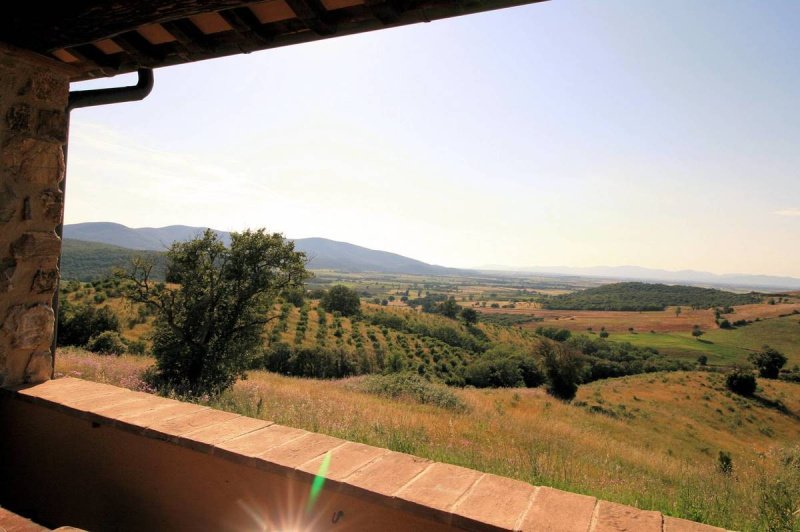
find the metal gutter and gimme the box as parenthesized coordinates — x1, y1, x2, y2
(51, 69, 155, 376)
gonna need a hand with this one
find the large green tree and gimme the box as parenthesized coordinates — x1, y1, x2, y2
(321, 285, 361, 316)
(124, 229, 309, 397)
(748, 345, 787, 379)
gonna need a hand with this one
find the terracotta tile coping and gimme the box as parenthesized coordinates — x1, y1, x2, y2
(5, 378, 728, 532)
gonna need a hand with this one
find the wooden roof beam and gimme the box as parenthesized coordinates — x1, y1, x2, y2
(69, 44, 123, 71)
(365, 0, 405, 24)
(112, 31, 168, 67)
(218, 8, 276, 45)
(283, 0, 338, 35)
(161, 19, 217, 54)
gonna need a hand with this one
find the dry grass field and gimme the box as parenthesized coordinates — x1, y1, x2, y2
(56, 348, 800, 531)
(477, 302, 800, 333)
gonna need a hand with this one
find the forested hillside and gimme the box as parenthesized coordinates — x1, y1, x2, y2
(543, 282, 760, 311)
(61, 239, 165, 281)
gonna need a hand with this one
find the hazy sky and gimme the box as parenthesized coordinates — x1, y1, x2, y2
(66, 0, 800, 276)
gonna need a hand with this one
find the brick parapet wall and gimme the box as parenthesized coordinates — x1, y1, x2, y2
(0, 44, 70, 387)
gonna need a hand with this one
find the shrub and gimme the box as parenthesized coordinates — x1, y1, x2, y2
(749, 346, 788, 379)
(87, 331, 127, 355)
(718, 451, 733, 475)
(126, 339, 147, 355)
(726, 367, 757, 396)
(353, 373, 467, 412)
(535, 326, 572, 342)
(540, 342, 583, 401)
(321, 285, 361, 316)
(697, 355, 708, 366)
(599, 330, 609, 339)
(57, 301, 121, 347)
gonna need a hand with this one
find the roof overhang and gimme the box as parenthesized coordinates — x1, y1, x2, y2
(1, 0, 548, 81)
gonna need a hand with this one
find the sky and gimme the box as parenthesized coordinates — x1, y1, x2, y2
(65, 0, 800, 276)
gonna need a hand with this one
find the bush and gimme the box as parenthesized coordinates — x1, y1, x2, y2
(321, 285, 361, 316)
(353, 373, 467, 412)
(87, 331, 127, 355)
(718, 451, 733, 475)
(599, 330, 609, 339)
(697, 355, 708, 366)
(540, 342, 583, 401)
(726, 367, 757, 396)
(126, 339, 147, 355)
(749, 346, 787, 379)
(535, 326, 572, 342)
(57, 301, 121, 347)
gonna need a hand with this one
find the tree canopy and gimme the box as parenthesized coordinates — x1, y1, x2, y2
(123, 229, 309, 397)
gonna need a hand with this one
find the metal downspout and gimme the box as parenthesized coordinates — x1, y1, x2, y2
(50, 69, 155, 377)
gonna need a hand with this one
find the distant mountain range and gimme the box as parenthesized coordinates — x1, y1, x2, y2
(62, 222, 800, 290)
(479, 264, 800, 291)
(62, 222, 460, 277)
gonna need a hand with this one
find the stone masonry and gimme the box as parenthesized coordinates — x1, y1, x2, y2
(0, 44, 71, 387)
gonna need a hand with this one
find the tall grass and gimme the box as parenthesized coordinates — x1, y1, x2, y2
(56, 349, 800, 530)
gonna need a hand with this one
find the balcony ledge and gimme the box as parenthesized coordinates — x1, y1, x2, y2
(1, 378, 725, 532)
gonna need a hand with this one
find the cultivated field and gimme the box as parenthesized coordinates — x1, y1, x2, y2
(477, 302, 800, 333)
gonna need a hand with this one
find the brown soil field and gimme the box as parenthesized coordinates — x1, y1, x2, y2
(477, 302, 800, 333)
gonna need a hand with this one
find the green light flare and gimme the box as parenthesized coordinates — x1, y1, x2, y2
(306, 451, 332, 514)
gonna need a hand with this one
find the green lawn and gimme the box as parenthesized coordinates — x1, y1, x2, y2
(610, 315, 800, 367)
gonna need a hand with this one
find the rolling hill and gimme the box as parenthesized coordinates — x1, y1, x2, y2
(62, 222, 461, 277)
(60, 239, 166, 281)
(543, 282, 761, 311)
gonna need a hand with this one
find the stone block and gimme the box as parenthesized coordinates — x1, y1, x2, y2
(40, 188, 63, 223)
(24, 349, 52, 383)
(1, 136, 65, 185)
(32, 71, 68, 106)
(5, 103, 33, 133)
(0, 257, 16, 292)
(36, 109, 67, 142)
(3, 303, 54, 349)
(11, 231, 61, 259)
(0, 182, 18, 222)
(31, 267, 58, 293)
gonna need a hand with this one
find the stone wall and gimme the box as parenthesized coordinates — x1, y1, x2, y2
(0, 45, 71, 387)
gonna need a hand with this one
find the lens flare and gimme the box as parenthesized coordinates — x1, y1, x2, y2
(306, 451, 332, 514)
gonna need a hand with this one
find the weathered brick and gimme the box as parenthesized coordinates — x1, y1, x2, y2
(1, 137, 64, 185)
(664, 516, 725, 532)
(11, 231, 60, 259)
(451, 474, 536, 531)
(394, 462, 482, 515)
(520, 486, 597, 532)
(593, 501, 662, 532)
(345, 451, 432, 499)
